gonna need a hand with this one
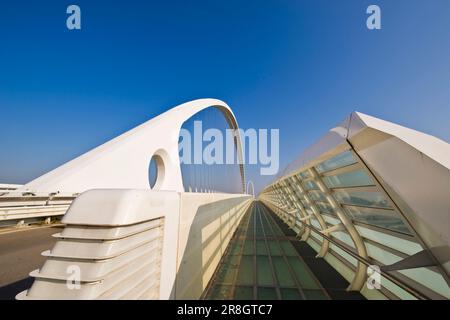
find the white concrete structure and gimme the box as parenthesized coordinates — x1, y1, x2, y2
(16, 99, 251, 299)
(17, 190, 252, 299)
(2, 99, 246, 228)
(15, 98, 245, 194)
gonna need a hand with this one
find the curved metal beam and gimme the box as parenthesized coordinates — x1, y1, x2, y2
(308, 167, 368, 291)
(292, 175, 330, 258)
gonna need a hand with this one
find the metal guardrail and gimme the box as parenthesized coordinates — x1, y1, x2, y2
(0, 183, 23, 191)
(0, 194, 76, 228)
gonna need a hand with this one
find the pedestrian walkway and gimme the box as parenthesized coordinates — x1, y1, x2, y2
(204, 201, 365, 300)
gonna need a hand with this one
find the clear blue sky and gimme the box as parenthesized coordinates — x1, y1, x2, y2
(1, 1, 449, 192)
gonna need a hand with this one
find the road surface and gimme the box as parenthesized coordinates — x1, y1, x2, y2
(0, 226, 62, 299)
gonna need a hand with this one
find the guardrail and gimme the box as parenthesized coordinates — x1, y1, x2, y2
(17, 189, 252, 299)
(0, 194, 76, 228)
(0, 183, 23, 191)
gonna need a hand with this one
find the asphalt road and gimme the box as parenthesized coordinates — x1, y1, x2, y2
(0, 226, 63, 300)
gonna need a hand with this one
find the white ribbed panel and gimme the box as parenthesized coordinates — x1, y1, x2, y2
(17, 217, 164, 300)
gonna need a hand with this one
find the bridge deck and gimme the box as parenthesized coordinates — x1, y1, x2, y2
(204, 201, 365, 300)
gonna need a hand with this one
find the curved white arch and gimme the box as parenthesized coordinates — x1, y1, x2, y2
(18, 99, 246, 194)
(246, 180, 255, 198)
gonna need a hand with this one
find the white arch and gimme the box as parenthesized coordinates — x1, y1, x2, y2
(18, 99, 246, 194)
(246, 180, 255, 198)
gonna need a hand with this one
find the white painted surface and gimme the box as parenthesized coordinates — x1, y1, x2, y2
(16, 99, 245, 194)
(17, 189, 251, 300)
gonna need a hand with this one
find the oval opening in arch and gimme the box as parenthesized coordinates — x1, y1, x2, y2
(148, 153, 165, 190)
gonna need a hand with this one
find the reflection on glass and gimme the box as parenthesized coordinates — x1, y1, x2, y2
(308, 190, 327, 202)
(298, 171, 310, 179)
(344, 205, 411, 234)
(333, 191, 391, 208)
(303, 180, 318, 190)
(315, 202, 335, 215)
(323, 170, 374, 188)
(315, 151, 357, 173)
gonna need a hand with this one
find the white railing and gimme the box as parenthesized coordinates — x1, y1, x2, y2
(17, 189, 252, 300)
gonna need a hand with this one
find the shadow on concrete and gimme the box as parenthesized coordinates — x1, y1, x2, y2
(170, 196, 250, 299)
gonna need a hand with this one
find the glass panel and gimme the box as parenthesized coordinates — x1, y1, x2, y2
(268, 241, 283, 256)
(334, 191, 391, 208)
(246, 226, 254, 237)
(257, 287, 278, 300)
(243, 240, 254, 255)
(237, 256, 254, 285)
(315, 151, 357, 173)
(272, 256, 297, 287)
(264, 215, 284, 236)
(256, 241, 268, 255)
(303, 290, 328, 300)
(345, 205, 411, 234)
(280, 288, 303, 300)
(298, 171, 310, 179)
(315, 201, 336, 215)
(287, 257, 320, 289)
(262, 221, 274, 236)
(215, 256, 238, 284)
(255, 225, 265, 237)
(256, 256, 274, 286)
(279, 241, 298, 256)
(229, 241, 242, 255)
(303, 180, 318, 190)
(308, 190, 327, 202)
(234, 286, 254, 300)
(209, 285, 232, 299)
(323, 170, 374, 188)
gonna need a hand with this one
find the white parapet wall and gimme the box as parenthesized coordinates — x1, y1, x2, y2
(17, 189, 252, 300)
(175, 192, 253, 299)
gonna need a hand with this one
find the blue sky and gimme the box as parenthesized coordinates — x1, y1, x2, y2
(1, 1, 450, 192)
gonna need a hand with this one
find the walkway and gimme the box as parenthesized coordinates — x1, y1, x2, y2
(204, 201, 365, 300)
